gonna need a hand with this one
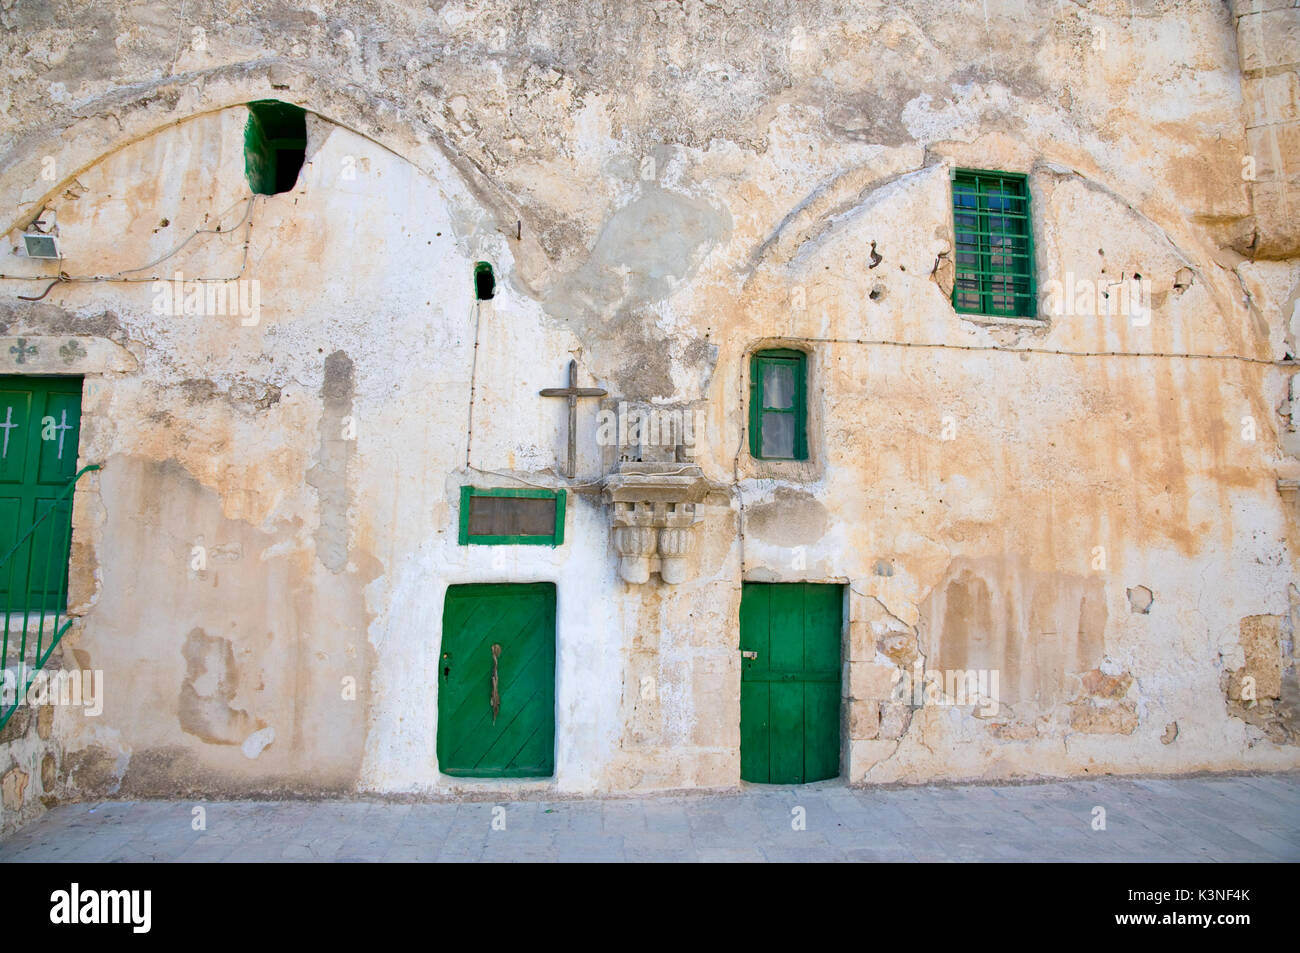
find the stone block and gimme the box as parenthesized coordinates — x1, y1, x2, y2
(878, 702, 913, 740)
(850, 662, 897, 700)
(848, 740, 898, 782)
(1069, 699, 1138, 734)
(1244, 70, 1300, 125)
(849, 700, 880, 740)
(1237, 9, 1300, 73)
(41, 752, 57, 793)
(849, 620, 874, 661)
(1238, 614, 1283, 699)
(1, 766, 29, 811)
(0, 708, 31, 745)
(694, 749, 736, 788)
(1246, 122, 1300, 181)
(1081, 669, 1133, 699)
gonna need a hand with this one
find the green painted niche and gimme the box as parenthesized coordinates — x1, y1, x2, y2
(474, 262, 495, 300)
(244, 100, 307, 195)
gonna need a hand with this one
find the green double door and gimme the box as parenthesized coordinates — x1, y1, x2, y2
(437, 583, 556, 778)
(740, 582, 842, 784)
(0, 377, 82, 611)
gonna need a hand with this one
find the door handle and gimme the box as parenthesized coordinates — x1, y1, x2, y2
(490, 643, 502, 724)
(741, 650, 758, 659)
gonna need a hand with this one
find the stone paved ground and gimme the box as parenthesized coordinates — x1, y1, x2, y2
(2, 773, 1297, 862)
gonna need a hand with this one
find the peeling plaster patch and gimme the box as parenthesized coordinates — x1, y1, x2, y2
(179, 627, 258, 745)
(1126, 585, 1154, 614)
(745, 487, 827, 545)
(241, 726, 275, 759)
(1161, 721, 1179, 744)
(1223, 613, 1297, 745)
(1081, 669, 1133, 700)
(900, 84, 1014, 142)
(1069, 667, 1137, 735)
(543, 188, 729, 396)
(989, 721, 1038, 741)
(546, 189, 729, 319)
(1069, 698, 1138, 734)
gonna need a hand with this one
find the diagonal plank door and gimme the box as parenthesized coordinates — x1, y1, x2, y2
(438, 582, 556, 778)
(740, 582, 842, 784)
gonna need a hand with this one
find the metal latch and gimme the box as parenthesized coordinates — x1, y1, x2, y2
(741, 650, 758, 659)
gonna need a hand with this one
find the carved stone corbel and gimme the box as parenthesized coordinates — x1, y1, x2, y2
(603, 462, 708, 585)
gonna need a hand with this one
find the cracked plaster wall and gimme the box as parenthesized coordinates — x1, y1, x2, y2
(0, 1, 1297, 819)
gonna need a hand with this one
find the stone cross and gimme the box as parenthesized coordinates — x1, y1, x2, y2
(9, 338, 36, 364)
(539, 359, 607, 479)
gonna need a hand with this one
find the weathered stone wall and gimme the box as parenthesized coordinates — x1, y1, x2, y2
(0, 1, 1296, 814)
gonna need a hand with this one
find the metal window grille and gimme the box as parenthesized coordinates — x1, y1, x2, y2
(952, 170, 1037, 319)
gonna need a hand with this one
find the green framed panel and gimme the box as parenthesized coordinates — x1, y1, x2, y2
(0, 377, 83, 612)
(437, 582, 556, 778)
(748, 348, 808, 461)
(457, 486, 566, 546)
(739, 582, 842, 784)
(951, 168, 1037, 319)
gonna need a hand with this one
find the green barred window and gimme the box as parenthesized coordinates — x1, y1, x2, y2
(749, 349, 808, 461)
(951, 170, 1037, 319)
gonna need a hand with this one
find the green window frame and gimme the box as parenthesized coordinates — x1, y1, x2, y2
(749, 349, 808, 461)
(951, 169, 1037, 319)
(458, 486, 566, 546)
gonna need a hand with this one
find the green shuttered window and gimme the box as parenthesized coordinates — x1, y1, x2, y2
(952, 169, 1037, 319)
(749, 349, 808, 461)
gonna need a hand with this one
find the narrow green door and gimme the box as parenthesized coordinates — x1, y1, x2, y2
(438, 582, 556, 778)
(740, 582, 842, 784)
(0, 377, 82, 611)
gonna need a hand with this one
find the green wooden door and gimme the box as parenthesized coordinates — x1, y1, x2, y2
(740, 582, 842, 784)
(438, 583, 556, 778)
(0, 377, 82, 611)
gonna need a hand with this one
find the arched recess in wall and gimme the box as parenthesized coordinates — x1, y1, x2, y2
(0, 64, 521, 240)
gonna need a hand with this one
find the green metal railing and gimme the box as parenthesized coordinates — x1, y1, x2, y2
(0, 464, 100, 732)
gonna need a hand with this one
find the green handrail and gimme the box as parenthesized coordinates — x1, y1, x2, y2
(0, 464, 100, 733)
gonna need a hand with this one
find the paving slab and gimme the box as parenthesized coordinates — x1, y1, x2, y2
(2, 772, 1296, 862)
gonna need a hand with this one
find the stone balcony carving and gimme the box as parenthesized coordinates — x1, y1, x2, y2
(603, 462, 709, 584)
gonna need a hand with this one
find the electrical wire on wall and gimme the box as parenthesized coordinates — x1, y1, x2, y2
(4, 193, 262, 301)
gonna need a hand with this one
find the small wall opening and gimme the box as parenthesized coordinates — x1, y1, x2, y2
(474, 262, 496, 300)
(245, 100, 307, 195)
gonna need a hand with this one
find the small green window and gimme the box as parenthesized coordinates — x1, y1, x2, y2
(474, 262, 495, 300)
(952, 169, 1036, 319)
(749, 349, 807, 461)
(244, 100, 307, 195)
(458, 487, 565, 546)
